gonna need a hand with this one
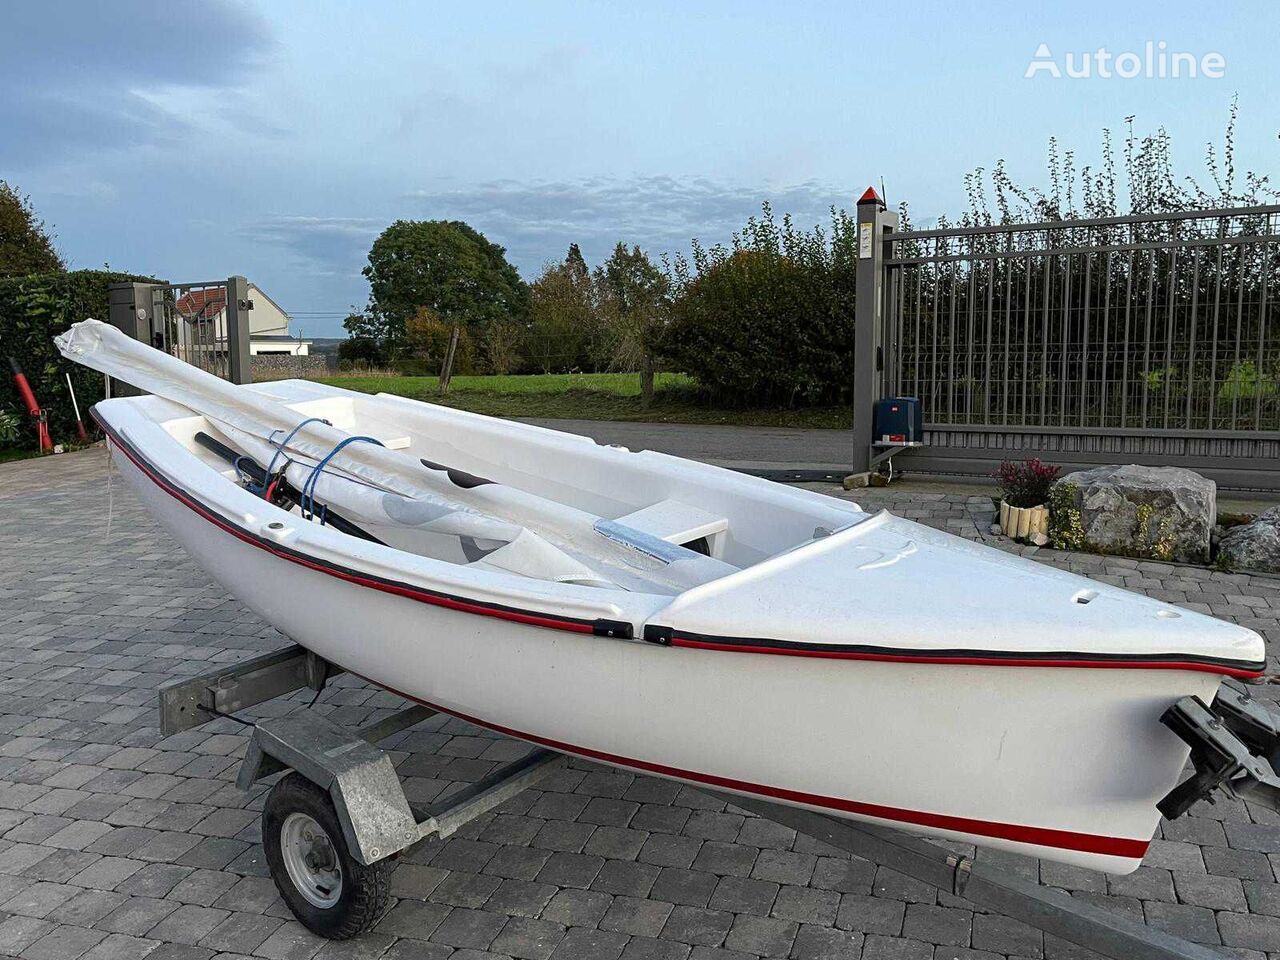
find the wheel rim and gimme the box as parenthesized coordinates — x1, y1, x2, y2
(280, 812, 343, 908)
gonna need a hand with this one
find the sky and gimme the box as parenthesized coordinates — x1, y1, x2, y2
(3, 1, 1278, 337)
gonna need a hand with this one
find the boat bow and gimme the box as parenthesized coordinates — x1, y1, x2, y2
(646, 511, 1266, 676)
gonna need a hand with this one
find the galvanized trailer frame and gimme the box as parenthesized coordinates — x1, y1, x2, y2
(158, 643, 1279, 960)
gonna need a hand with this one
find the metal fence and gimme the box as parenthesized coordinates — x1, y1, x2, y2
(108, 276, 252, 386)
(879, 205, 1280, 488)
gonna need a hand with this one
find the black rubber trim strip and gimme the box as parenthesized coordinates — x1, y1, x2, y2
(593, 619, 634, 639)
(643, 625, 674, 646)
(656, 625, 1266, 674)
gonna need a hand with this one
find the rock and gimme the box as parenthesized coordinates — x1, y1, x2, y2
(842, 472, 869, 490)
(1055, 464, 1216, 563)
(1029, 532, 1050, 547)
(989, 523, 1003, 536)
(1218, 507, 1280, 573)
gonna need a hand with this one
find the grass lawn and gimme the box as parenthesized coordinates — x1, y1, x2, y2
(0, 447, 41, 465)
(0, 443, 99, 465)
(312, 371, 851, 430)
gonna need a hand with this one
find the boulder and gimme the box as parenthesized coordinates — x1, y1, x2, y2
(1218, 507, 1280, 573)
(1054, 464, 1216, 563)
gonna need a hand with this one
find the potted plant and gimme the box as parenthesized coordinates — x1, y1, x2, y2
(993, 458, 1060, 540)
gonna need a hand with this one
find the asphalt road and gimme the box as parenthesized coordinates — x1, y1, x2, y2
(523, 419, 852, 472)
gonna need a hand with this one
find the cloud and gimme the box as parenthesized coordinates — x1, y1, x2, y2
(401, 176, 856, 272)
(0, 0, 275, 164)
(242, 177, 855, 286)
(242, 215, 384, 278)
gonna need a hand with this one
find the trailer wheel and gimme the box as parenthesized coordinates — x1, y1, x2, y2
(263, 773, 390, 939)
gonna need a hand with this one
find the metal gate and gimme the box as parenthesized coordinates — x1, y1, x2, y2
(856, 201, 1280, 490)
(108, 276, 252, 385)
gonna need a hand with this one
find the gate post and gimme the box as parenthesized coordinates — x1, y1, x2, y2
(107, 281, 165, 397)
(224, 275, 253, 384)
(849, 187, 896, 482)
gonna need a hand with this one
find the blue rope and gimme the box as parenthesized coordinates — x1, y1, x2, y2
(252, 417, 330, 495)
(299, 435, 383, 523)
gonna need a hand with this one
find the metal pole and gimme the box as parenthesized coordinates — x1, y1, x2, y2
(850, 188, 891, 482)
(721, 796, 1226, 960)
(225, 276, 254, 385)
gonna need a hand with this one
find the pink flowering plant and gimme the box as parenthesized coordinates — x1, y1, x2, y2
(993, 458, 1060, 509)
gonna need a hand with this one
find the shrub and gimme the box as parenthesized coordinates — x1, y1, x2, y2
(1217, 360, 1277, 405)
(660, 204, 857, 406)
(1048, 482, 1086, 550)
(400, 307, 475, 375)
(0, 269, 157, 442)
(338, 335, 386, 367)
(0, 408, 20, 447)
(993, 458, 1060, 507)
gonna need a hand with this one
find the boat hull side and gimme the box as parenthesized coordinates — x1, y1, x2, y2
(115, 444, 1216, 875)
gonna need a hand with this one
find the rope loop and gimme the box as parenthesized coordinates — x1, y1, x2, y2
(299, 434, 384, 522)
(249, 417, 331, 496)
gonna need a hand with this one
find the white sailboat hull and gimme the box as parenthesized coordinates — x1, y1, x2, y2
(105, 402, 1239, 874)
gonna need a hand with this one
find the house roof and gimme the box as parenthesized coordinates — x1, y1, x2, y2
(252, 334, 313, 343)
(247, 284, 290, 319)
(174, 288, 226, 320)
(173, 283, 298, 335)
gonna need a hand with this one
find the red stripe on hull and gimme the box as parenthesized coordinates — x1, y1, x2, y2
(361, 673, 1151, 861)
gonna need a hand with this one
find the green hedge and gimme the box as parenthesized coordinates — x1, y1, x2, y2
(0, 270, 156, 445)
(659, 207, 858, 407)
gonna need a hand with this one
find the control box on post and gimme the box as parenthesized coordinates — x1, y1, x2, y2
(873, 397, 923, 446)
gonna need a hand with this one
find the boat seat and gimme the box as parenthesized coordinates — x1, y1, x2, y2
(612, 499, 728, 554)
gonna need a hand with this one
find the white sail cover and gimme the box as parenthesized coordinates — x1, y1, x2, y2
(57, 319, 734, 593)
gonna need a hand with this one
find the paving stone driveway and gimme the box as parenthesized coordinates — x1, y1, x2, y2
(2, 448, 1278, 960)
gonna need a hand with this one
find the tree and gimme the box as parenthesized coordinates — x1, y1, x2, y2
(477, 319, 525, 375)
(363, 220, 529, 341)
(339, 310, 390, 366)
(0, 182, 64, 277)
(596, 243, 668, 406)
(403, 306, 473, 374)
(526, 246, 598, 373)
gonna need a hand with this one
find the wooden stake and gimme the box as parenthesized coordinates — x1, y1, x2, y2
(439, 325, 460, 395)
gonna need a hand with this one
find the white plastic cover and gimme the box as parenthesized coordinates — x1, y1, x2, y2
(57, 319, 734, 593)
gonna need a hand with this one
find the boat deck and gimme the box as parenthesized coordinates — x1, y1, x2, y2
(2, 446, 1279, 960)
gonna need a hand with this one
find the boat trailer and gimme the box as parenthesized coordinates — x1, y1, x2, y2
(158, 644, 1280, 957)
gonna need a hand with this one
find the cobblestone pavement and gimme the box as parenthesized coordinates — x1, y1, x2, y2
(2, 448, 1278, 960)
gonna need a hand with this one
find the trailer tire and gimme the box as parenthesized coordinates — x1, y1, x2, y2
(263, 773, 390, 939)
